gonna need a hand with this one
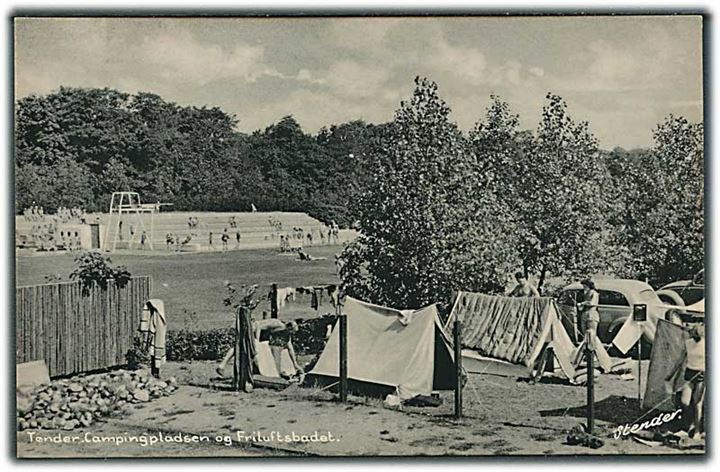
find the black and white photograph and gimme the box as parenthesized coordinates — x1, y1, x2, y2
(10, 12, 706, 458)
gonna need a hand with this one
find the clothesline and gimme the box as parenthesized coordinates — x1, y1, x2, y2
(269, 283, 341, 311)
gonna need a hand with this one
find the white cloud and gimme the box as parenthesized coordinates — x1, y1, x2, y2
(137, 32, 274, 85)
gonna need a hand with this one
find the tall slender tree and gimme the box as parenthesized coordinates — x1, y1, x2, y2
(340, 77, 516, 309)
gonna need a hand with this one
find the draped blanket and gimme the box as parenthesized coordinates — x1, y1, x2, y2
(447, 292, 552, 365)
(140, 299, 167, 366)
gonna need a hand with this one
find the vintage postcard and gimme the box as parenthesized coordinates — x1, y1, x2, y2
(13, 14, 705, 458)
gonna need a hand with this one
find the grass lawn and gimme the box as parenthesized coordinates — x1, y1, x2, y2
(16, 245, 343, 329)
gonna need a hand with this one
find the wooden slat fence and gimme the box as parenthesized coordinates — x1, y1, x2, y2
(16, 276, 152, 377)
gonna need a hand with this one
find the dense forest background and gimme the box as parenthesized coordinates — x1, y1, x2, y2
(15, 87, 379, 226)
(15, 82, 704, 289)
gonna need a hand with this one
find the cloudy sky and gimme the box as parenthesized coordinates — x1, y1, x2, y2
(15, 15, 702, 149)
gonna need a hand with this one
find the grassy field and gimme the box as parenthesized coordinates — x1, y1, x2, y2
(15, 246, 342, 329)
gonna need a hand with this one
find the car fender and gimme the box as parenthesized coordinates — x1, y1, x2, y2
(656, 289, 686, 308)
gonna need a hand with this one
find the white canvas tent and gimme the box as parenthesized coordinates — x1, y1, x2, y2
(306, 297, 456, 399)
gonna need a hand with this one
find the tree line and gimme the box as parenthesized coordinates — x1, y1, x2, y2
(15, 87, 379, 227)
(15, 80, 703, 297)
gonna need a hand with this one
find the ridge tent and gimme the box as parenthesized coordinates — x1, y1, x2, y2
(445, 292, 582, 382)
(305, 297, 456, 399)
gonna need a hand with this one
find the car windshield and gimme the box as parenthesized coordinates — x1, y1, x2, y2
(637, 288, 661, 304)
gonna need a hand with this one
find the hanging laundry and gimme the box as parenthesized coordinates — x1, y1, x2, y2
(276, 287, 294, 308)
(314, 287, 324, 307)
(140, 299, 167, 378)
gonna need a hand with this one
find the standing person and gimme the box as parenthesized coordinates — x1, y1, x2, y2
(682, 324, 706, 439)
(666, 323, 706, 440)
(508, 271, 540, 297)
(221, 229, 230, 252)
(577, 278, 600, 339)
(208, 232, 214, 250)
(118, 220, 124, 241)
(236, 229, 242, 248)
(140, 231, 147, 250)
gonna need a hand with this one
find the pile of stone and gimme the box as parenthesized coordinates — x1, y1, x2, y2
(17, 369, 178, 431)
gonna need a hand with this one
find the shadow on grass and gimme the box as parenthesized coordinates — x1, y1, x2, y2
(186, 380, 238, 392)
(539, 395, 642, 424)
(517, 376, 583, 387)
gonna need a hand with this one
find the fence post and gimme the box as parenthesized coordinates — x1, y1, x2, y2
(339, 312, 348, 402)
(270, 284, 278, 319)
(454, 320, 463, 419)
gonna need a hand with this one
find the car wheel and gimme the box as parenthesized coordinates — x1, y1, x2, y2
(606, 325, 625, 357)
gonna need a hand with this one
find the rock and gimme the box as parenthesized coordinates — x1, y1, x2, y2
(133, 390, 150, 402)
(62, 419, 79, 430)
(68, 383, 83, 393)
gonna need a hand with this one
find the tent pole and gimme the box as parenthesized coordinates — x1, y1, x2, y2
(271, 283, 278, 319)
(637, 339, 642, 407)
(339, 311, 348, 402)
(586, 328, 595, 435)
(454, 320, 463, 419)
(233, 306, 242, 392)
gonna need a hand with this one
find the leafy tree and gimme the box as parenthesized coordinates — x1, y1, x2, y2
(471, 94, 613, 291)
(340, 77, 517, 309)
(610, 116, 703, 285)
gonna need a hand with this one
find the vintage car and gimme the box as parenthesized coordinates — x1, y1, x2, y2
(656, 269, 705, 307)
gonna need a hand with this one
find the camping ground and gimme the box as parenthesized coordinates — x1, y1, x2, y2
(15, 246, 700, 457)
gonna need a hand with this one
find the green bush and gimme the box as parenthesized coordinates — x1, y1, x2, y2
(159, 316, 339, 362)
(166, 329, 236, 361)
(70, 251, 131, 295)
